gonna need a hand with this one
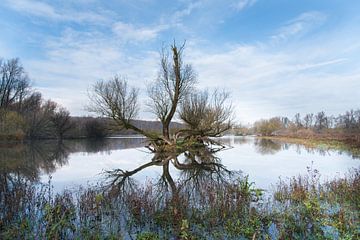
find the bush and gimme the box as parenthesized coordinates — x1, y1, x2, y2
(254, 117, 284, 136)
(85, 119, 108, 139)
(0, 110, 25, 141)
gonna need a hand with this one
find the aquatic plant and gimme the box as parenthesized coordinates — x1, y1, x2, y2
(0, 166, 358, 239)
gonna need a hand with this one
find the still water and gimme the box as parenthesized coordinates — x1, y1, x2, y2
(1, 136, 358, 192)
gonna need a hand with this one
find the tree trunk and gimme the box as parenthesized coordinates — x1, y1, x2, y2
(163, 126, 170, 140)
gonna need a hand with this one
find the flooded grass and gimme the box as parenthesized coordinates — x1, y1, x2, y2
(1, 167, 359, 239)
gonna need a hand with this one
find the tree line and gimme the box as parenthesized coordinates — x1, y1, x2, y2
(248, 110, 360, 137)
(0, 58, 113, 141)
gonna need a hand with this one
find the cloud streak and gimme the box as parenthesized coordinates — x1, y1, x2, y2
(232, 0, 257, 11)
(4, 0, 110, 24)
(271, 11, 327, 42)
(112, 22, 168, 42)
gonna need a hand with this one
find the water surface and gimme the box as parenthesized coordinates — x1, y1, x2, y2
(1, 136, 358, 191)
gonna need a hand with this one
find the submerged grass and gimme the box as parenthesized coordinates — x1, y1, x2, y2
(0, 168, 359, 239)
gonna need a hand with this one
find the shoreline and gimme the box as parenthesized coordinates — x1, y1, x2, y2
(256, 135, 360, 156)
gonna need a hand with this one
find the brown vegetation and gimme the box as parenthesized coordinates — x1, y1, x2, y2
(249, 110, 360, 147)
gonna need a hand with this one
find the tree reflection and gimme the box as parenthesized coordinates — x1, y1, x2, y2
(254, 138, 282, 155)
(105, 142, 236, 199)
(0, 141, 69, 182)
(0, 141, 69, 229)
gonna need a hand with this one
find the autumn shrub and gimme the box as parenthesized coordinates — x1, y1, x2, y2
(0, 110, 25, 141)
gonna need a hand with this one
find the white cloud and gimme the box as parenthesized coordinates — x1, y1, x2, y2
(232, 0, 257, 11)
(26, 28, 159, 116)
(172, 1, 203, 24)
(187, 34, 359, 123)
(112, 22, 168, 42)
(25, 21, 360, 123)
(4, 0, 110, 24)
(271, 11, 327, 42)
(5, 3, 358, 124)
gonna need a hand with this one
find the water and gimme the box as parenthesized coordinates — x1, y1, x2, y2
(0, 136, 358, 192)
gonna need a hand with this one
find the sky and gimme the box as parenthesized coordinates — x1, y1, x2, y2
(0, 0, 359, 124)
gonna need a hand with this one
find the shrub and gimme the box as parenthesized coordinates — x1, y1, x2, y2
(0, 110, 25, 141)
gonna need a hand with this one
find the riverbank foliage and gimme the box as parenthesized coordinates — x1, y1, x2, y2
(1, 167, 358, 239)
(235, 110, 360, 148)
(0, 58, 75, 141)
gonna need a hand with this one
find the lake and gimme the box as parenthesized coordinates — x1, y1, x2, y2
(1, 136, 358, 192)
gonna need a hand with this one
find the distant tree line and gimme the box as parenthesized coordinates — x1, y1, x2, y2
(0, 58, 115, 141)
(251, 110, 360, 138)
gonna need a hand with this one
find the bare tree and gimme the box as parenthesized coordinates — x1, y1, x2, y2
(303, 113, 314, 129)
(178, 89, 233, 138)
(147, 42, 196, 140)
(88, 42, 233, 150)
(342, 109, 356, 130)
(88, 75, 156, 139)
(0, 58, 30, 109)
(51, 106, 73, 139)
(294, 113, 302, 128)
(315, 111, 328, 131)
(24, 99, 57, 139)
(355, 110, 360, 130)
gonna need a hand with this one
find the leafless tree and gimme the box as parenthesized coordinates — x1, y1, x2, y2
(341, 109, 356, 130)
(315, 111, 328, 131)
(25, 99, 57, 139)
(88, 42, 233, 150)
(51, 106, 73, 139)
(178, 89, 233, 138)
(0, 58, 30, 109)
(294, 113, 302, 128)
(88, 75, 157, 139)
(303, 113, 314, 129)
(147, 42, 196, 140)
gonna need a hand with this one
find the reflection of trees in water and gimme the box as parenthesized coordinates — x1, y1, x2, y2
(99, 143, 252, 238)
(253, 137, 357, 159)
(254, 138, 282, 155)
(218, 136, 251, 146)
(0, 137, 156, 227)
(292, 143, 330, 157)
(66, 137, 146, 154)
(0, 141, 69, 182)
(0, 141, 69, 228)
(0, 138, 146, 184)
(105, 143, 236, 201)
(253, 138, 338, 157)
(0, 142, 255, 239)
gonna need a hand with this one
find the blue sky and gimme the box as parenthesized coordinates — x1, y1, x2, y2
(0, 0, 359, 123)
